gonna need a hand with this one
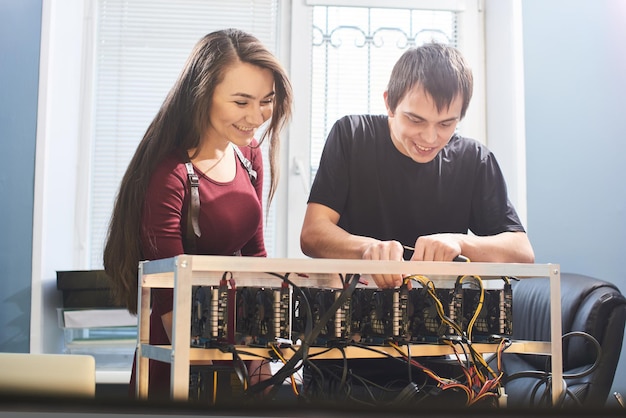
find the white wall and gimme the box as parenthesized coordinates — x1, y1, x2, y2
(484, 0, 528, 226)
(523, 0, 626, 400)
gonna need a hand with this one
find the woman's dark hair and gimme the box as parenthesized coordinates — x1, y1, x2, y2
(103, 28, 293, 313)
(386, 42, 473, 119)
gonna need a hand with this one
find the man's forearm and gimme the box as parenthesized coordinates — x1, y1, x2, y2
(458, 231, 535, 263)
(301, 221, 377, 260)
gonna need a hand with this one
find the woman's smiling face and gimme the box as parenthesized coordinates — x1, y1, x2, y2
(385, 85, 462, 163)
(207, 61, 275, 146)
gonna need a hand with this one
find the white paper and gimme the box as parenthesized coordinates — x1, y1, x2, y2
(62, 309, 137, 328)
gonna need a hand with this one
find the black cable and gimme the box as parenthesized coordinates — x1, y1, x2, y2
(301, 345, 351, 400)
(406, 342, 413, 382)
(337, 345, 349, 391)
(350, 341, 438, 397)
(211, 272, 308, 400)
(244, 273, 361, 397)
(319, 362, 408, 406)
(346, 371, 382, 405)
(561, 331, 602, 379)
(531, 375, 551, 406)
(441, 336, 472, 371)
(301, 356, 325, 400)
(503, 331, 601, 407)
(220, 343, 251, 390)
(301, 344, 341, 400)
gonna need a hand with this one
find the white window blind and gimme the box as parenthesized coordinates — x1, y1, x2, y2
(90, 0, 280, 266)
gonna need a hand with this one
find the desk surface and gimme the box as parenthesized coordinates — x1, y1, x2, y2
(140, 340, 551, 364)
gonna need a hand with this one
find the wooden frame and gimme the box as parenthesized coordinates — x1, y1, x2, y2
(136, 255, 562, 404)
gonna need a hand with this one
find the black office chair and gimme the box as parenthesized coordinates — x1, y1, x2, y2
(499, 272, 626, 408)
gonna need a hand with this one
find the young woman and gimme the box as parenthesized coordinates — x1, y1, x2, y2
(103, 28, 293, 398)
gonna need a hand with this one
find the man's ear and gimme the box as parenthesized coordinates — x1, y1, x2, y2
(383, 90, 394, 117)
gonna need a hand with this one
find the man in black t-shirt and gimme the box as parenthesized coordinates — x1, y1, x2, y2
(298, 43, 535, 406)
(301, 43, 534, 288)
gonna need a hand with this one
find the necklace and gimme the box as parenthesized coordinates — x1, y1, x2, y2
(197, 151, 227, 176)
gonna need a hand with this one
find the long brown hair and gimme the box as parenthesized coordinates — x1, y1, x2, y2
(103, 28, 293, 314)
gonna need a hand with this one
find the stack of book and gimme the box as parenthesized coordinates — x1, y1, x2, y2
(56, 270, 137, 376)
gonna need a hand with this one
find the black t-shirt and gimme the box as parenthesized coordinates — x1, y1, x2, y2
(308, 114, 525, 257)
(305, 114, 526, 388)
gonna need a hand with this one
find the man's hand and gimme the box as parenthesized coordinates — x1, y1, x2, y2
(409, 233, 463, 262)
(408, 231, 535, 264)
(361, 240, 405, 288)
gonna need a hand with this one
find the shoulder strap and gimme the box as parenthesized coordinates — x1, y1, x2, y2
(184, 161, 201, 254)
(183, 146, 255, 255)
(232, 144, 257, 183)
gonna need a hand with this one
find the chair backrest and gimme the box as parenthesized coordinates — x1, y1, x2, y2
(507, 272, 626, 406)
(0, 353, 96, 398)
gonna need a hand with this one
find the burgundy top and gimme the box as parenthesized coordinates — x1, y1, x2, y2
(130, 141, 265, 398)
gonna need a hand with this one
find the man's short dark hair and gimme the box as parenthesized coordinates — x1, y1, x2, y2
(386, 42, 473, 119)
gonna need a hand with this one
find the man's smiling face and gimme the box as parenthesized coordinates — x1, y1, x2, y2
(385, 85, 462, 163)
